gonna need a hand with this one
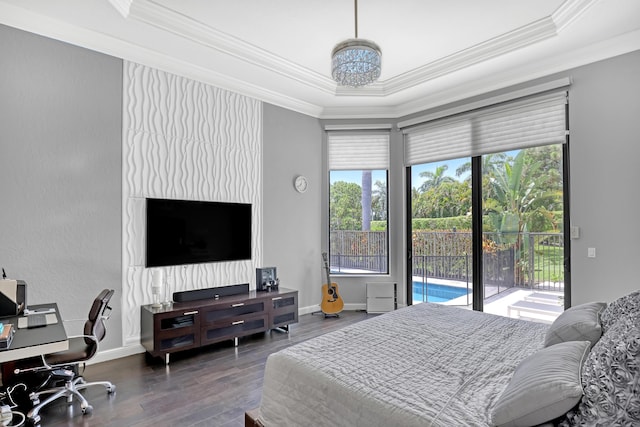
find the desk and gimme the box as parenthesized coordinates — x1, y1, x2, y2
(0, 303, 68, 364)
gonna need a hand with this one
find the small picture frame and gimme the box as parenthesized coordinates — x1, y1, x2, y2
(256, 267, 277, 292)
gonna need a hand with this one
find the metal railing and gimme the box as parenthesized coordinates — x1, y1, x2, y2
(329, 231, 387, 273)
(329, 230, 564, 292)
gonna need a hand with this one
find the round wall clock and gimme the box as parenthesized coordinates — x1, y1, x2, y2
(294, 175, 308, 193)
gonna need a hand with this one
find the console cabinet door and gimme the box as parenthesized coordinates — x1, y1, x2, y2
(153, 310, 201, 355)
(270, 292, 298, 328)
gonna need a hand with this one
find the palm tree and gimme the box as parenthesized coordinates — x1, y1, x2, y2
(419, 165, 455, 192)
(486, 150, 544, 285)
(361, 171, 372, 231)
(372, 179, 387, 221)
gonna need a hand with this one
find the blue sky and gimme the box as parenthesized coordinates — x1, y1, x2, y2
(330, 158, 471, 190)
(330, 151, 524, 190)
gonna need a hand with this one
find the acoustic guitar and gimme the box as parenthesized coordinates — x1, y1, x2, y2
(321, 252, 344, 315)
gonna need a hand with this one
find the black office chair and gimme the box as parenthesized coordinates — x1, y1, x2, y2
(15, 289, 116, 425)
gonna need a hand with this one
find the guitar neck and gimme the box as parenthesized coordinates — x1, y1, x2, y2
(324, 263, 331, 285)
(322, 253, 331, 284)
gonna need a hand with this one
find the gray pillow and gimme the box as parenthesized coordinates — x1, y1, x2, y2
(491, 340, 590, 427)
(600, 290, 640, 332)
(544, 302, 606, 347)
(560, 317, 640, 426)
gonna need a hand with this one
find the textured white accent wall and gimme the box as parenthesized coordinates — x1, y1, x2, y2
(122, 61, 262, 345)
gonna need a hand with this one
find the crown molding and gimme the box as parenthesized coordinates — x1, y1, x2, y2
(0, 2, 325, 117)
(383, 17, 558, 95)
(127, 0, 336, 94)
(320, 28, 640, 119)
(552, 0, 598, 32)
(108, 0, 133, 18)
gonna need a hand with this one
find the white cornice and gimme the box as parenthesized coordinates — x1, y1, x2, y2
(382, 17, 558, 96)
(552, 0, 599, 32)
(0, 2, 324, 117)
(108, 0, 133, 18)
(128, 0, 336, 94)
(321, 28, 640, 119)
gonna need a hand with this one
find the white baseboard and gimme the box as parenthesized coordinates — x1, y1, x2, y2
(88, 343, 145, 365)
(299, 303, 366, 315)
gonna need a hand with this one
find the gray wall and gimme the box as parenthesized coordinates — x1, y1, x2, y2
(568, 51, 640, 304)
(0, 24, 123, 350)
(262, 104, 323, 310)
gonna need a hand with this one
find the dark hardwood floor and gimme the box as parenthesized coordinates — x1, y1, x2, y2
(26, 310, 373, 427)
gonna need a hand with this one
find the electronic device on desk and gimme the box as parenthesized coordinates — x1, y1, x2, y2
(256, 267, 279, 292)
(26, 315, 47, 329)
(0, 323, 15, 350)
(0, 278, 26, 317)
(17, 313, 57, 329)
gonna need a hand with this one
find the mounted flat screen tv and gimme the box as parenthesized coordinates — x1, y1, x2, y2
(146, 198, 252, 267)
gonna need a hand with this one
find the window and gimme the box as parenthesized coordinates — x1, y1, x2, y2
(327, 132, 389, 274)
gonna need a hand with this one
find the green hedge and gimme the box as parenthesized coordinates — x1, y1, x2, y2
(371, 211, 563, 232)
(372, 216, 471, 231)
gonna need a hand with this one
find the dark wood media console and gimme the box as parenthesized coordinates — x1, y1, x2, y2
(140, 287, 298, 364)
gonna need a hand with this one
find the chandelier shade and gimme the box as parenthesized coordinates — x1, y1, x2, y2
(331, 0, 381, 87)
(331, 38, 381, 87)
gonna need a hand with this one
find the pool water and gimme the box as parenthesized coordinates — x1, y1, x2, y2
(412, 281, 470, 303)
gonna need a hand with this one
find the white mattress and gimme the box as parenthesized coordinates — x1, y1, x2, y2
(258, 303, 548, 426)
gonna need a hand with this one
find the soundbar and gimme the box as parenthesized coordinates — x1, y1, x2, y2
(173, 283, 249, 302)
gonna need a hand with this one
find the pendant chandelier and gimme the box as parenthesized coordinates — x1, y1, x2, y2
(331, 0, 381, 87)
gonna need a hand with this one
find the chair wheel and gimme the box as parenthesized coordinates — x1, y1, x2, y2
(29, 414, 41, 425)
(29, 392, 40, 405)
(82, 405, 93, 415)
(107, 385, 116, 393)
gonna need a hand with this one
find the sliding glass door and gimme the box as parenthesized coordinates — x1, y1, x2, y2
(403, 90, 569, 322)
(481, 145, 566, 321)
(407, 144, 568, 323)
(409, 158, 472, 307)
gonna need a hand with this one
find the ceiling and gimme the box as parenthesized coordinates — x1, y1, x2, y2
(1, 0, 639, 119)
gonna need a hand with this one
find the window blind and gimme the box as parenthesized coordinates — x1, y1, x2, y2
(404, 91, 567, 165)
(328, 132, 390, 170)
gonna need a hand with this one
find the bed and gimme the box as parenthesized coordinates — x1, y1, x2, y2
(251, 293, 640, 427)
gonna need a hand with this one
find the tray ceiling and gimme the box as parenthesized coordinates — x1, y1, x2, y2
(1, 0, 639, 118)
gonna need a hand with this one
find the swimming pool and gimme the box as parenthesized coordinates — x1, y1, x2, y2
(412, 281, 470, 303)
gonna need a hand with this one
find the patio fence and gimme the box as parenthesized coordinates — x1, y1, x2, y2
(329, 230, 564, 293)
(329, 231, 388, 273)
